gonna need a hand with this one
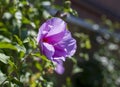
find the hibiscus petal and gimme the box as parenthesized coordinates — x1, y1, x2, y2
(59, 30, 77, 57)
(53, 57, 65, 61)
(45, 18, 66, 44)
(42, 42, 55, 60)
(53, 44, 67, 59)
(66, 38, 76, 57)
(37, 22, 50, 43)
(54, 60, 65, 74)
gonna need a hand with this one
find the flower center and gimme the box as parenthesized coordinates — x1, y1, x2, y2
(43, 38, 48, 42)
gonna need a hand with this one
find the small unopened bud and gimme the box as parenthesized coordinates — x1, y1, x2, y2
(54, 11, 68, 18)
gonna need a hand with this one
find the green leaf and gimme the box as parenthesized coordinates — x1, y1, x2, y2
(15, 44, 26, 53)
(0, 35, 11, 42)
(0, 42, 17, 50)
(35, 62, 42, 71)
(30, 38, 37, 48)
(14, 35, 23, 45)
(11, 78, 23, 86)
(85, 39, 91, 49)
(31, 52, 49, 62)
(72, 65, 83, 74)
(0, 22, 4, 27)
(22, 17, 30, 24)
(8, 60, 17, 74)
(70, 57, 77, 64)
(0, 70, 7, 85)
(0, 53, 10, 64)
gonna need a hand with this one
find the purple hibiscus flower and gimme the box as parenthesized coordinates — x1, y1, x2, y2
(37, 17, 76, 74)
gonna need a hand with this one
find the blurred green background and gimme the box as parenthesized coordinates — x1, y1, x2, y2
(0, 0, 120, 87)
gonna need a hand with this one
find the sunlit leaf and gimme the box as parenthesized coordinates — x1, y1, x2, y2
(15, 44, 26, 53)
(8, 60, 17, 74)
(35, 62, 42, 71)
(31, 52, 49, 62)
(85, 39, 91, 49)
(14, 35, 23, 45)
(0, 42, 17, 50)
(29, 37, 37, 48)
(0, 70, 7, 85)
(11, 78, 23, 86)
(0, 35, 11, 42)
(72, 65, 83, 74)
(0, 53, 10, 64)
